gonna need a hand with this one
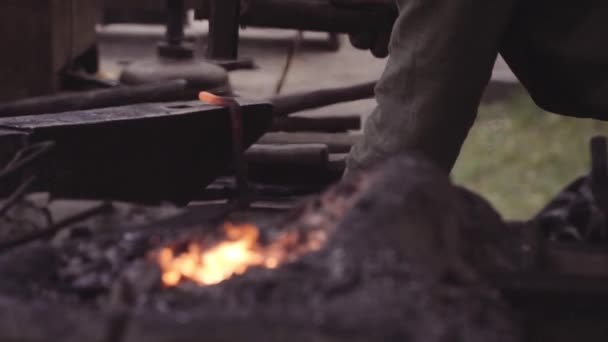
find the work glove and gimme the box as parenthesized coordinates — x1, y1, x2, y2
(329, 0, 397, 58)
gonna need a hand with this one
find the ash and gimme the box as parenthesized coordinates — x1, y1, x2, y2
(0, 156, 521, 342)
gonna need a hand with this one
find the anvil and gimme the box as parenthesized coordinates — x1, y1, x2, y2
(0, 100, 273, 204)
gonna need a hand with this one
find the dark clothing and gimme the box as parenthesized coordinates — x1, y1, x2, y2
(502, 0, 608, 119)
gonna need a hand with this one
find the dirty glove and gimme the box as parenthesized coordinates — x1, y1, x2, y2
(330, 0, 397, 58)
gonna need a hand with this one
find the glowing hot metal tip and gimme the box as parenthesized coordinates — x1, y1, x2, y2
(199, 91, 232, 106)
(198, 91, 250, 205)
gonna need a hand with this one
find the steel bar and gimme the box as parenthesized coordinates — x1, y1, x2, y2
(0, 129, 28, 168)
(206, 0, 240, 60)
(201, 178, 323, 201)
(259, 132, 360, 153)
(246, 144, 329, 166)
(199, 92, 250, 205)
(233, 144, 341, 188)
(270, 81, 376, 117)
(271, 115, 361, 132)
(328, 153, 348, 174)
(165, 0, 186, 45)
(0, 80, 192, 117)
(0, 176, 37, 217)
(0, 141, 55, 194)
(0, 202, 113, 254)
(158, 0, 194, 59)
(228, 100, 249, 203)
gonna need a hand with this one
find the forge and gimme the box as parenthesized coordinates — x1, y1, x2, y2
(2, 2, 608, 342)
(2, 122, 608, 342)
(0, 155, 522, 342)
(1, 89, 608, 342)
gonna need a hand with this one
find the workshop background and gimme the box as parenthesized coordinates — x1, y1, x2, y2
(3, 3, 608, 342)
(98, 9, 608, 220)
(2, 0, 607, 219)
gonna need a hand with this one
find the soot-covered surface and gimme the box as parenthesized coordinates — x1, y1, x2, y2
(0, 156, 522, 342)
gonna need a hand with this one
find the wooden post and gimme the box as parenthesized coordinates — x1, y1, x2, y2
(0, 0, 100, 101)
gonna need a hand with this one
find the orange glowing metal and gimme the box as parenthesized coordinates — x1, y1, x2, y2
(199, 91, 230, 106)
(157, 222, 328, 287)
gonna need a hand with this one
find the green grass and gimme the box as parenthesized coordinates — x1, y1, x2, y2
(453, 92, 608, 220)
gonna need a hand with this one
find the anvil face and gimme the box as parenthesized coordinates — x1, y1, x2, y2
(0, 100, 274, 203)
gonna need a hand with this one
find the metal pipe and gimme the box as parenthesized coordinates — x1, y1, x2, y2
(0, 80, 191, 117)
(166, 0, 186, 45)
(206, 0, 241, 60)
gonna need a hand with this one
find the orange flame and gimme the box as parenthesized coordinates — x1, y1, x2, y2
(157, 223, 327, 287)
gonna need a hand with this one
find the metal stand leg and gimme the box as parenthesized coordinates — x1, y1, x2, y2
(158, 0, 194, 59)
(207, 0, 240, 60)
(205, 0, 255, 70)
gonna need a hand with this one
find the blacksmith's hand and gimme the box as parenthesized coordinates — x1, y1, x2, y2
(330, 0, 397, 58)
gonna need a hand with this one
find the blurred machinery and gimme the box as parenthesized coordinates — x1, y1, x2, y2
(103, 0, 394, 64)
(0, 0, 394, 102)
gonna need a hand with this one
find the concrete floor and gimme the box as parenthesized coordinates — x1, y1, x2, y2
(98, 21, 518, 119)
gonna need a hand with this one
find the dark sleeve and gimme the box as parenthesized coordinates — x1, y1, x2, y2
(500, 0, 608, 120)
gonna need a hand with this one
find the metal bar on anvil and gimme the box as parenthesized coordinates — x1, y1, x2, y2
(0, 80, 375, 119)
(0, 80, 194, 118)
(0, 100, 273, 204)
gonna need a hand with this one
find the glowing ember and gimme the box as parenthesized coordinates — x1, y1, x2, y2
(157, 223, 327, 287)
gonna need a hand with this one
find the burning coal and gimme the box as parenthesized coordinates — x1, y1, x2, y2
(157, 222, 328, 287)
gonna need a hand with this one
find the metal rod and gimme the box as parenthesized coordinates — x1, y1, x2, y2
(206, 0, 240, 60)
(0, 202, 113, 253)
(0, 175, 36, 217)
(270, 81, 376, 117)
(270, 115, 361, 133)
(166, 0, 186, 45)
(259, 132, 360, 154)
(245, 144, 329, 166)
(228, 101, 249, 202)
(0, 80, 191, 117)
(159, 0, 194, 59)
(199, 92, 250, 205)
